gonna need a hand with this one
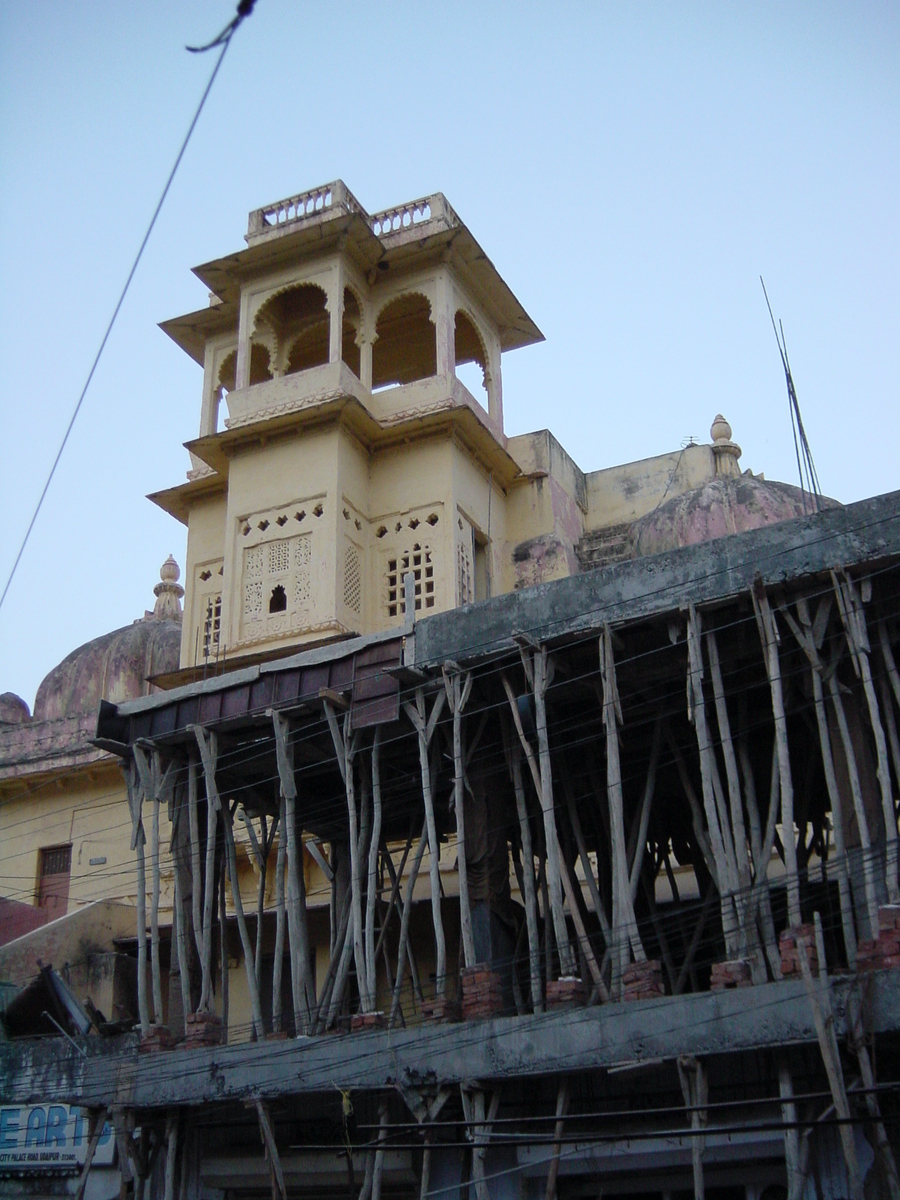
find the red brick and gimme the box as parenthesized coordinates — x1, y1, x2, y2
(350, 1012, 386, 1032)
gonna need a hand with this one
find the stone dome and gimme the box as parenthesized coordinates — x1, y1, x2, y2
(32, 558, 183, 723)
(631, 474, 842, 559)
(0, 692, 31, 724)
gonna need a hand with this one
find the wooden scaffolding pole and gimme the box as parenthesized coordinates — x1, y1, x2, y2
(686, 608, 744, 957)
(752, 584, 802, 927)
(443, 665, 477, 970)
(833, 570, 900, 903)
(326, 704, 372, 1013)
(403, 687, 448, 995)
(193, 724, 265, 1041)
(271, 709, 315, 1032)
(783, 597, 859, 962)
(599, 626, 646, 991)
(125, 757, 150, 1037)
(502, 669, 575, 978)
(364, 729, 384, 1012)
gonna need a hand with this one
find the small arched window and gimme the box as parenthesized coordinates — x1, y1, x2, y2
(269, 584, 287, 613)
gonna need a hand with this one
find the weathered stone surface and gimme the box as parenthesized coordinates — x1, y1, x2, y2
(7, 974, 900, 1109)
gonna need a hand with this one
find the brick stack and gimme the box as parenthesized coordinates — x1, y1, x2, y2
(710, 959, 753, 991)
(546, 977, 586, 1010)
(350, 1011, 386, 1032)
(857, 906, 900, 972)
(461, 966, 502, 1020)
(184, 1012, 224, 1049)
(420, 997, 461, 1023)
(139, 1024, 176, 1054)
(779, 925, 819, 979)
(621, 960, 664, 1002)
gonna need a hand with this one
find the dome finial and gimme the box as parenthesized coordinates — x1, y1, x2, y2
(710, 414, 741, 478)
(152, 555, 184, 621)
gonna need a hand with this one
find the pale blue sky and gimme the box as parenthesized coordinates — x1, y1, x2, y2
(1, 1, 897, 708)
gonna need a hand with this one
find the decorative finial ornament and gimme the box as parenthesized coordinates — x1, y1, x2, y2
(710, 414, 742, 478)
(152, 555, 185, 621)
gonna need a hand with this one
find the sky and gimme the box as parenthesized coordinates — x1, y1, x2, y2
(0, 1, 897, 711)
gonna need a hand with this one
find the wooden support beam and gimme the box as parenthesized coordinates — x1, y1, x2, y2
(73, 1107, 108, 1200)
(271, 710, 315, 1032)
(443, 666, 477, 971)
(826, 673, 882, 935)
(544, 1079, 570, 1200)
(404, 688, 448, 995)
(326, 704, 371, 1013)
(796, 914, 863, 1198)
(778, 1065, 803, 1200)
(502, 668, 575, 978)
(784, 597, 859, 964)
(169, 783, 192, 1029)
(163, 1111, 179, 1200)
(686, 608, 743, 958)
(125, 759, 150, 1037)
(254, 1099, 287, 1200)
(599, 626, 645, 990)
(846, 989, 900, 1199)
(273, 794, 286, 1033)
(677, 1055, 707, 1200)
(371, 1095, 390, 1200)
(193, 725, 265, 1041)
(187, 726, 220, 1012)
(706, 629, 751, 898)
(390, 824, 430, 1027)
(380, 837, 424, 1005)
(833, 570, 900, 903)
(507, 733, 543, 1012)
(365, 730, 384, 1013)
(752, 585, 802, 927)
(627, 720, 662, 902)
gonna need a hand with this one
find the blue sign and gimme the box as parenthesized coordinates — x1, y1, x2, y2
(0, 1105, 114, 1171)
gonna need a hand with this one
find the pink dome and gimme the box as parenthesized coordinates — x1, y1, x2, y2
(631, 475, 841, 559)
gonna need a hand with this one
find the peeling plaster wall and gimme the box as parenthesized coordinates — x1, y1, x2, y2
(583, 443, 715, 531)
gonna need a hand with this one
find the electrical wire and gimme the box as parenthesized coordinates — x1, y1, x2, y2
(0, 2, 255, 616)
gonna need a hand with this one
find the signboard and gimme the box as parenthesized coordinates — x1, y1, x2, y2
(0, 1105, 115, 1171)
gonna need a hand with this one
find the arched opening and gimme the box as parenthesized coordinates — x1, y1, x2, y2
(454, 310, 489, 409)
(341, 287, 361, 378)
(215, 350, 237, 432)
(372, 293, 436, 390)
(249, 341, 273, 385)
(255, 283, 329, 377)
(268, 584, 287, 614)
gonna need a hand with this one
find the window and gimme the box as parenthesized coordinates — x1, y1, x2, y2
(38, 844, 72, 920)
(386, 542, 434, 618)
(241, 530, 313, 640)
(203, 593, 222, 657)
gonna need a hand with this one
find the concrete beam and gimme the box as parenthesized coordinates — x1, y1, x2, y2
(414, 490, 900, 666)
(3, 973, 899, 1109)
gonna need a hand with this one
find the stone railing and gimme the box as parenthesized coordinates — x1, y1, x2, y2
(370, 193, 458, 238)
(247, 180, 367, 239)
(247, 185, 459, 244)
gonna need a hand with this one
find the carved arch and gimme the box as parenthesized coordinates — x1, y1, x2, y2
(372, 291, 436, 389)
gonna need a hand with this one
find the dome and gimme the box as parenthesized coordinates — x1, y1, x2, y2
(0, 692, 31, 724)
(631, 474, 842, 559)
(32, 558, 183, 723)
